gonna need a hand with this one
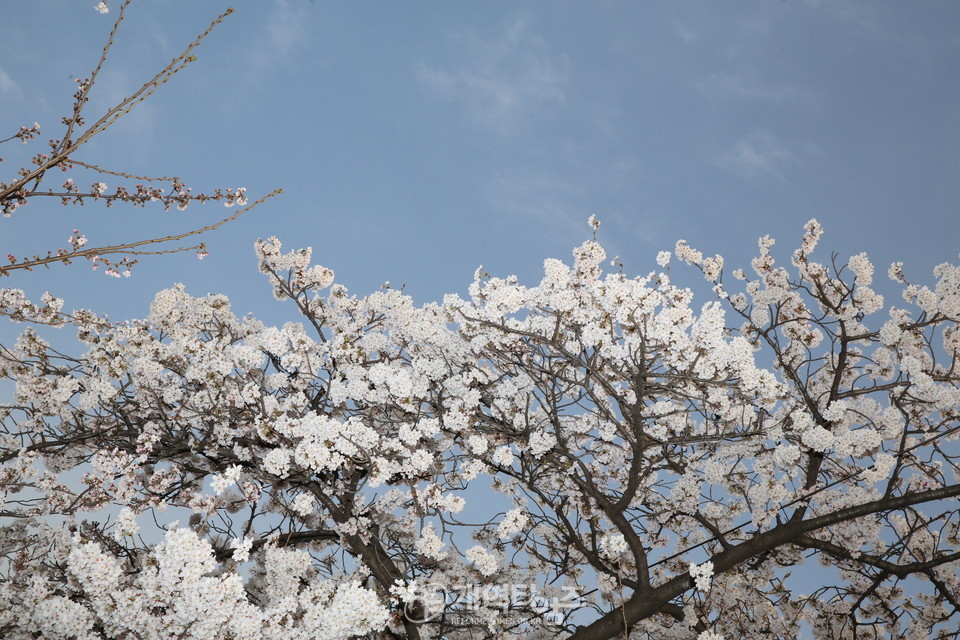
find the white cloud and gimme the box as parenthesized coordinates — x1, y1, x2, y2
(804, 2, 930, 59)
(489, 173, 582, 233)
(418, 18, 568, 131)
(0, 67, 22, 98)
(697, 72, 806, 104)
(716, 131, 796, 181)
(249, 0, 308, 71)
(803, 0, 881, 34)
(672, 21, 699, 45)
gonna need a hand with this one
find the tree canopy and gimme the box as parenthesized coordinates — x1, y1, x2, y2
(2, 3, 960, 640)
(2, 219, 960, 639)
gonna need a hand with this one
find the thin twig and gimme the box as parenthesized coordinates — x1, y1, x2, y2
(0, 188, 281, 276)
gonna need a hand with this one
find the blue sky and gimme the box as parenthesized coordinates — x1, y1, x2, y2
(2, 0, 959, 330)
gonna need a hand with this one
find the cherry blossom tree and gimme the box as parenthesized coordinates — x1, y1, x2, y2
(2, 5, 959, 640)
(1, 214, 959, 639)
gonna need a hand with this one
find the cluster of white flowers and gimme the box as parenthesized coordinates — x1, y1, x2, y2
(67, 228, 88, 249)
(467, 433, 488, 454)
(497, 507, 529, 538)
(689, 560, 714, 592)
(113, 506, 139, 541)
(231, 536, 254, 563)
(801, 424, 835, 453)
(223, 186, 248, 208)
(4, 218, 960, 639)
(415, 522, 447, 559)
(466, 545, 499, 576)
(600, 532, 629, 560)
(79, 527, 392, 639)
(211, 464, 242, 495)
(262, 447, 292, 477)
(491, 444, 514, 466)
(674, 239, 703, 266)
(572, 240, 607, 282)
(291, 492, 315, 516)
(527, 429, 556, 457)
(848, 252, 874, 285)
(301, 581, 391, 639)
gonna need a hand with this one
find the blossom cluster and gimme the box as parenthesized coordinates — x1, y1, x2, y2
(1, 219, 959, 639)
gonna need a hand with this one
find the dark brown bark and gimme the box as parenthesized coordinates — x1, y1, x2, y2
(568, 483, 960, 640)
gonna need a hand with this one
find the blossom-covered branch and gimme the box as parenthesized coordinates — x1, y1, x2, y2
(1, 220, 959, 638)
